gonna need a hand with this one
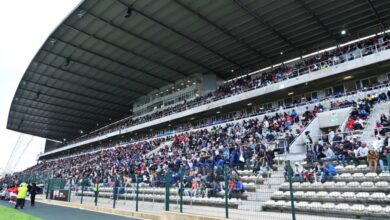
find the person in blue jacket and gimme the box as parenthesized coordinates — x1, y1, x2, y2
(321, 158, 337, 183)
(234, 179, 245, 200)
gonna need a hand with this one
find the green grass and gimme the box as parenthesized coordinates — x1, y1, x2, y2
(0, 205, 41, 220)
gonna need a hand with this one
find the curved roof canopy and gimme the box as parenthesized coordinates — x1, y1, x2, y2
(7, 0, 390, 141)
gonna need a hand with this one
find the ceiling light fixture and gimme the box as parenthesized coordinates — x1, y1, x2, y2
(216, 111, 221, 114)
(78, 10, 86, 19)
(49, 38, 57, 45)
(343, 75, 352, 80)
(247, 103, 252, 106)
(341, 30, 346, 35)
(288, 92, 294, 96)
(63, 58, 70, 67)
(124, 6, 133, 18)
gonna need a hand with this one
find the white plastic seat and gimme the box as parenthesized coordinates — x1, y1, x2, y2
(273, 191, 284, 196)
(311, 182, 322, 188)
(342, 192, 355, 199)
(335, 203, 350, 211)
(371, 192, 386, 200)
(323, 181, 334, 188)
(366, 205, 382, 212)
(345, 165, 356, 170)
(264, 200, 276, 207)
(275, 200, 286, 207)
(351, 204, 365, 212)
(375, 181, 389, 187)
(305, 191, 316, 198)
(301, 182, 311, 188)
(335, 182, 347, 187)
(339, 173, 352, 179)
(317, 191, 328, 198)
(329, 192, 341, 198)
(347, 181, 359, 187)
(383, 206, 390, 213)
(356, 164, 368, 169)
(295, 201, 309, 209)
(356, 192, 369, 199)
(322, 203, 335, 210)
(335, 165, 344, 171)
(294, 191, 304, 198)
(365, 172, 378, 178)
(352, 173, 364, 179)
(308, 202, 322, 210)
(361, 181, 374, 187)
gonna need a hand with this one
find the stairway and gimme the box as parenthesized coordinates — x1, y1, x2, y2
(360, 101, 390, 142)
(238, 162, 286, 212)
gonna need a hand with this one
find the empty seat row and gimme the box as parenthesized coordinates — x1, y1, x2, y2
(263, 200, 390, 218)
(271, 190, 390, 204)
(279, 181, 390, 192)
(335, 172, 390, 182)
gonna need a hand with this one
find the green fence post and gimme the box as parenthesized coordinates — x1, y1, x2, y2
(136, 175, 139, 212)
(46, 178, 51, 199)
(179, 168, 184, 213)
(287, 160, 296, 220)
(224, 165, 229, 219)
(94, 182, 99, 206)
(113, 176, 118, 209)
(165, 168, 171, 211)
(68, 180, 72, 202)
(387, 154, 390, 173)
(80, 179, 84, 204)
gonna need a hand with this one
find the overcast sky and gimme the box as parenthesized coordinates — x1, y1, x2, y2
(0, 0, 81, 173)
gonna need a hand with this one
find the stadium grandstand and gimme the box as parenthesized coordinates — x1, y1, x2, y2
(2, 0, 390, 220)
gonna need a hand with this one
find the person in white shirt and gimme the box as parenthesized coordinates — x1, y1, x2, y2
(352, 143, 369, 164)
(372, 136, 383, 152)
(324, 147, 336, 160)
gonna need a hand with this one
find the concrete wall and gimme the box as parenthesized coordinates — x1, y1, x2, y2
(290, 117, 321, 154)
(317, 108, 351, 128)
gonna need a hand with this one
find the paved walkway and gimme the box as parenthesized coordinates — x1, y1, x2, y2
(0, 200, 138, 220)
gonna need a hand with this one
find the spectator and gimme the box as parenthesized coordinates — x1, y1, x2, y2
(15, 182, 27, 209)
(321, 159, 337, 183)
(367, 148, 379, 171)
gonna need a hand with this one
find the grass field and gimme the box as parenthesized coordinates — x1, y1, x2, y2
(0, 205, 41, 220)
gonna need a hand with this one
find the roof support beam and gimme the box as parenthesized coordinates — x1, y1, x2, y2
(366, 0, 386, 31)
(116, 0, 245, 69)
(294, 0, 339, 43)
(11, 101, 100, 126)
(15, 95, 111, 121)
(232, 0, 300, 55)
(35, 52, 146, 96)
(27, 69, 134, 103)
(21, 77, 128, 110)
(17, 87, 123, 117)
(173, 0, 269, 62)
(62, 24, 188, 78)
(8, 117, 86, 132)
(51, 36, 174, 85)
(9, 110, 92, 133)
(81, 9, 222, 76)
(16, 126, 75, 138)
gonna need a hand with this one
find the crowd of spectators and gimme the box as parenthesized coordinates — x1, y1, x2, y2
(60, 34, 390, 148)
(1, 105, 323, 200)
